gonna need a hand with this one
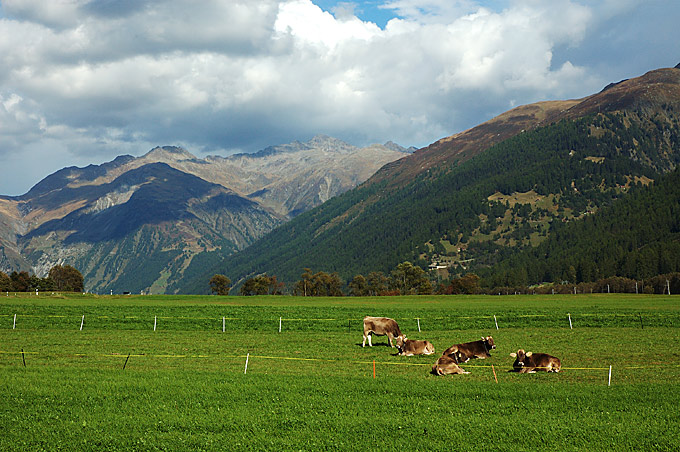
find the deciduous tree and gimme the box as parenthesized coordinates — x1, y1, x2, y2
(209, 274, 231, 295)
(48, 265, 84, 292)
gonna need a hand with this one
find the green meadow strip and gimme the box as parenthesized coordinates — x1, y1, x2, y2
(1, 294, 679, 451)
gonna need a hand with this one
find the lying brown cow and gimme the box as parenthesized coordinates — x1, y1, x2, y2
(362, 316, 403, 347)
(395, 336, 435, 356)
(509, 349, 561, 373)
(442, 336, 496, 363)
(431, 355, 469, 375)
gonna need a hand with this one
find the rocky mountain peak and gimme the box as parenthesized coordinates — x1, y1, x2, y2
(383, 141, 416, 153)
(141, 146, 197, 162)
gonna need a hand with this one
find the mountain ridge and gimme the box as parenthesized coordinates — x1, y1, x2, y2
(184, 65, 680, 293)
(0, 135, 411, 293)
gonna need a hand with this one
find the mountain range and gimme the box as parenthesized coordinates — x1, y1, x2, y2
(0, 137, 412, 293)
(182, 65, 680, 293)
(3, 65, 680, 294)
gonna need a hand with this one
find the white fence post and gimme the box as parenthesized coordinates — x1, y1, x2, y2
(154, 315, 157, 332)
(80, 315, 85, 331)
(244, 353, 250, 374)
(279, 317, 282, 333)
(13, 313, 16, 329)
(223, 317, 225, 333)
(494, 315, 499, 330)
(417, 318, 421, 332)
(568, 313, 573, 329)
(608, 365, 612, 386)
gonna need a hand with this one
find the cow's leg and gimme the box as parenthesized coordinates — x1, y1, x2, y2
(362, 334, 367, 347)
(368, 333, 372, 347)
(387, 333, 393, 347)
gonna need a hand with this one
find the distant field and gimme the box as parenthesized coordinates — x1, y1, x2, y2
(1, 294, 679, 451)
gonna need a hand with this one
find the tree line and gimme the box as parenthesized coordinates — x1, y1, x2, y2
(211, 261, 434, 296)
(211, 266, 680, 297)
(0, 265, 85, 293)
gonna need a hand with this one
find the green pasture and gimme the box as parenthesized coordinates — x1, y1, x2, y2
(1, 294, 679, 451)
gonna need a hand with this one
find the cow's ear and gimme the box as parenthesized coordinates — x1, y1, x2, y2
(509, 353, 517, 358)
(526, 352, 533, 357)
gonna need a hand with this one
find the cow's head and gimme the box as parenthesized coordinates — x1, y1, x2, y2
(395, 335, 407, 351)
(482, 336, 496, 349)
(509, 349, 530, 369)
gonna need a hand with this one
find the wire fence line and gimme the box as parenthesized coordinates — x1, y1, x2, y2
(2, 311, 679, 331)
(3, 348, 678, 387)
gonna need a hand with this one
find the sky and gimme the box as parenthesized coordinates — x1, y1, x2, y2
(0, 0, 678, 196)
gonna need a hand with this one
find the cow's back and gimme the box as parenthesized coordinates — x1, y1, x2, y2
(363, 316, 400, 335)
(432, 355, 469, 375)
(534, 353, 561, 372)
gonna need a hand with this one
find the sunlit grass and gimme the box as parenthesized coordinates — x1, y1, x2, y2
(1, 294, 679, 451)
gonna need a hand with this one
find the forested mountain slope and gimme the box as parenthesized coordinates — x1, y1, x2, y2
(185, 67, 680, 292)
(480, 167, 680, 287)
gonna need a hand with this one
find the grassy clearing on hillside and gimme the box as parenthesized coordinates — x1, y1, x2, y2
(1, 294, 679, 451)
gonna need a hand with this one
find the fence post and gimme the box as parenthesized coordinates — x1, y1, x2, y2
(608, 365, 612, 386)
(223, 317, 225, 333)
(568, 313, 573, 329)
(244, 353, 250, 374)
(13, 314, 16, 330)
(80, 315, 85, 331)
(417, 318, 421, 332)
(494, 315, 499, 330)
(154, 315, 157, 332)
(279, 317, 282, 333)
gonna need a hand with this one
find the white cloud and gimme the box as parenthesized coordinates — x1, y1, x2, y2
(0, 0, 677, 195)
(275, 0, 381, 48)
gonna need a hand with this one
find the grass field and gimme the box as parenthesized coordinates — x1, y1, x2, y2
(1, 293, 679, 451)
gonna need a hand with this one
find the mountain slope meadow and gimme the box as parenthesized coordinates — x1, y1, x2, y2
(188, 67, 680, 293)
(1, 293, 679, 451)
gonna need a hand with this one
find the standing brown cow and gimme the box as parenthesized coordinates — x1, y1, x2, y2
(362, 316, 404, 347)
(509, 349, 561, 373)
(442, 336, 496, 363)
(395, 336, 435, 356)
(431, 355, 470, 375)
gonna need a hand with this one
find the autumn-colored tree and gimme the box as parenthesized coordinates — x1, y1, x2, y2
(48, 265, 84, 292)
(209, 274, 231, 295)
(446, 273, 481, 294)
(0, 271, 11, 292)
